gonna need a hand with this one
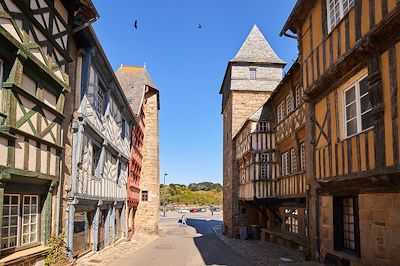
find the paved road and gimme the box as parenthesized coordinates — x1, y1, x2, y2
(110, 214, 252, 266)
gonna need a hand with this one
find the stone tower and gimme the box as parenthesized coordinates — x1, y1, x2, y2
(220, 25, 285, 237)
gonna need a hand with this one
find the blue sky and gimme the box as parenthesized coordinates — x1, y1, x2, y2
(92, 0, 298, 185)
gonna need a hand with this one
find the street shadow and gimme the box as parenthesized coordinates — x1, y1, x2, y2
(186, 218, 252, 266)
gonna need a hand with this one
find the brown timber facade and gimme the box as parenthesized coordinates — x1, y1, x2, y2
(234, 61, 308, 251)
(281, 0, 400, 264)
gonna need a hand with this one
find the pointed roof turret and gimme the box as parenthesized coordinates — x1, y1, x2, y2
(231, 25, 285, 65)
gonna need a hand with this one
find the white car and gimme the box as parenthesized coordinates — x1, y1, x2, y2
(177, 208, 189, 213)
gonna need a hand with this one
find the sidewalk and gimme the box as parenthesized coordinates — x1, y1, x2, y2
(214, 227, 322, 266)
(73, 233, 159, 266)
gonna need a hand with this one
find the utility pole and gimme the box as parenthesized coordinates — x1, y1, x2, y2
(163, 172, 168, 217)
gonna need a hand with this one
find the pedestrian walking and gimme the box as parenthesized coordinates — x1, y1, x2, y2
(179, 214, 187, 226)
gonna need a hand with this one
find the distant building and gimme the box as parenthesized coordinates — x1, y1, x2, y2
(116, 66, 160, 234)
(220, 25, 285, 237)
(63, 26, 135, 257)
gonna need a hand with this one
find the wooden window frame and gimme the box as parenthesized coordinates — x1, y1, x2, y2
(284, 208, 299, 234)
(121, 118, 126, 140)
(286, 94, 293, 114)
(290, 148, 297, 174)
(249, 68, 256, 80)
(343, 74, 372, 138)
(260, 153, 270, 179)
(333, 196, 360, 257)
(326, 0, 355, 33)
(258, 121, 268, 132)
(300, 143, 306, 171)
(92, 143, 101, 177)
(295, 86, 302, 108)
(1, 194, 40, 254)
(277, 101, 286, 123)
(281, 152, 289, 176)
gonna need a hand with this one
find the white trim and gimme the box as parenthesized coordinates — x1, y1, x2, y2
(300, 143, 306, 171)
(290, 148, 297, 174)
(343, 74, 372, 138)
(326, 0, 355, 33)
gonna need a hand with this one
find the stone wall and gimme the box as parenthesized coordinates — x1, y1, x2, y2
(223, 89, 272, 237)
(134, 92, 160, 234)
(231, 91, 272, 138)
(223, 94, 234, 236)
(319, 193, 400, 265)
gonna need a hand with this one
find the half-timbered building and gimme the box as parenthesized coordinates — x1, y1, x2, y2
(116, 65, 160, 235)
(0, 0, 97, 264)
(235, 61, 308, 251)
(281, 0, 400, 264)
(65, 26, 134, 257)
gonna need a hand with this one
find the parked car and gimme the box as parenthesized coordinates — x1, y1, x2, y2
(190, 208, 199, 213)
(212, 207, 220, 212)
(178, 208, 189, 213)
(199, 207, 206, 212)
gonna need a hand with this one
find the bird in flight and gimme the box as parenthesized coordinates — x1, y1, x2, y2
(133, 20, 138, 29)
(198, 24, 202, 29)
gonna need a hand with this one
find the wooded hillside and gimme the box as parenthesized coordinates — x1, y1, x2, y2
(160, 182, 222, 206)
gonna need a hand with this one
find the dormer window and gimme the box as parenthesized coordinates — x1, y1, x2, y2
(327, 0, 355, 32)
(249, 68, 256, 79)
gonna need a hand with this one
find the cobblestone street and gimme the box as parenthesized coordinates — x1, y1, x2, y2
(74, 234, 159, 266)
(216, 231, 307, 266)
(72, 213, 323, 266)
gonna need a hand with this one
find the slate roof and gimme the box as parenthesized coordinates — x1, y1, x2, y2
(231, 25, 285, 65)
(115, 66, 157, 116)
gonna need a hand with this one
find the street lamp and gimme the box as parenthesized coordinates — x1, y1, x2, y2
(163, 172, 168, 217)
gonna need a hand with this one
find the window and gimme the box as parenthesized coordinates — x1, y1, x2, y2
(300, 143, 306, 171)
(284, 209, 299, 234)
(333, 196, 360, 255)
(327, 0, 355, 32)
(295, 86, 303, 108)
(2, 194, 39, 251)
(92, 144, 101, 177)
(141, 191, 148, 201)
(258, 121, 268, 132)
(286, 94, 293, 114)
(344, 75, 372, 137)
(117, 162, 121, 184)
(94, 83, 105, 115)
(281, 152, 289, 176)
(277, 101, 286, 123)
(121, 118, 126, 140)
(290, 148, 297, 174)
(249, 68, 256, 79)
(260, 153, 269, 179)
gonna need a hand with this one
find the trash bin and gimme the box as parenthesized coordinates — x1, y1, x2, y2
(250, 225, 261, 240)
(239, 225, 248, 240)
